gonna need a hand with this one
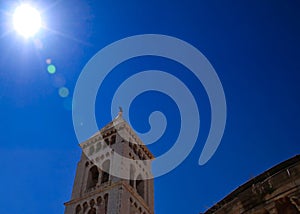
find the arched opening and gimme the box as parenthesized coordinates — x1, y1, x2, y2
(95, 142, 101, 152)
(101, 160, 110, 184)
(83, 202, 88, 213)
(111, 135, 116, 145)
(87, 208, 96, 214)
(86, 166, 99, 190)
(96, 196, 102, 206)
(96, 196, 104, 213)
(138, 150, 142, 160)
(89, 199, 95, 207)
(136, 174, 145, 200)
(104, 193, 109, 214)
(133, 144, 137, 154)
(291, 197, 300, 211)
(105, 138, 109, 145)
(275, 197, 299, 214)
(88, 145, 95, 156)
(129, 164, 135, 188)
(75, 204, 81, 214)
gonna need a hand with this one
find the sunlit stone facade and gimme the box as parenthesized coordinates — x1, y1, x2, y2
(64, 113, 154, 214)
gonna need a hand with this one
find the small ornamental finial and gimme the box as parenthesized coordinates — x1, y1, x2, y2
(118, 106, 123, 117)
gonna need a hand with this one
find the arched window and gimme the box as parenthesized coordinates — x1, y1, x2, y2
(111, 135, 116, 145)
(75, 204, 81, 214)
(104, 193, 109, 214)
(133, 144, 137, 154)
(87, 166, 99, 190)
(83, 202, 88, 213)
(138, 150, 142, 160)
(136, 175, 145, 199)
(89, 199, 95, 208)
(129, 164, 135, 188)
(96, 196, 104, 213)
(96, 196, 102, 206)
(101, 160, 110, 184)
(87, 208, 96, 214)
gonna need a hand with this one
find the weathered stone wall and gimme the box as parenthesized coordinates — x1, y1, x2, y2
(204, 155, 300, 214)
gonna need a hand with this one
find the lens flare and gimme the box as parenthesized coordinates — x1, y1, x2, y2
(53, 74, 66, 88)
(47, 65, 56, 74)
(59, 87, 69, 98)
(46, 58, 52, 64)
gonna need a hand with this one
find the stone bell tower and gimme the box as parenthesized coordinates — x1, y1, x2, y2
(64, 112, 155, 214)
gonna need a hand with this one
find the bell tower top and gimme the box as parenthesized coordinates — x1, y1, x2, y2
(64, 112, 155, 214)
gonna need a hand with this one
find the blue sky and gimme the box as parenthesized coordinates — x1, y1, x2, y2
(0, 0, 300, 213)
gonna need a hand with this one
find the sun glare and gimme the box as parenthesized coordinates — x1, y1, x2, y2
(13, 4, 41, 38)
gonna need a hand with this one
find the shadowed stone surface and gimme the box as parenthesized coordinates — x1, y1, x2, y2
(204, 155, 300, 214)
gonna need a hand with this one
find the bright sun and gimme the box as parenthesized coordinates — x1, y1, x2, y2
(13, 4, 41, 38)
